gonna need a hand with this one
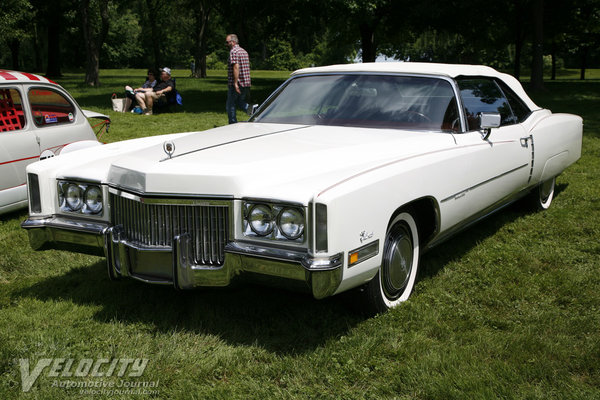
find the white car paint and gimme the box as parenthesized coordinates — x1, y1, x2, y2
(0, 70, 102, 214)
(22, 63, 583, 311)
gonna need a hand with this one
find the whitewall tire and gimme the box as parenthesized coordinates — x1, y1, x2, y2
(363, 212, 420, 313)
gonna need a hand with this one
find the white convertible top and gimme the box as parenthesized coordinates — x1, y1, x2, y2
(292, 62, 541, 111)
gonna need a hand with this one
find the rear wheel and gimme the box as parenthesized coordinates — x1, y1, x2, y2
(362, 212, 420, 314)
(529, 176, 556, 210)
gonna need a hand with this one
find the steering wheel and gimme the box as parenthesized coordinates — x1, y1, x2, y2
(402, 110, 431, 123)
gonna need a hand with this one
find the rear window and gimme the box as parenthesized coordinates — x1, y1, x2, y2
(0, 88, 26, 132)
(28, 88, 76, 127)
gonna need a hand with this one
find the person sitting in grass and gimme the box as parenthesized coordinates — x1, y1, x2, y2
(135, 67, 175, 115)
(124, 69, 157, 112)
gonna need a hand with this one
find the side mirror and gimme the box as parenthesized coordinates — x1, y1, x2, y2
(479, 112, 501, 140)
(250, 104, 259, 116)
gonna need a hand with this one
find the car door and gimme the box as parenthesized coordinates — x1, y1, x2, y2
(27, 85, 94, 160)
(0, 86, 39, 207)
(440, 77, 532, 227)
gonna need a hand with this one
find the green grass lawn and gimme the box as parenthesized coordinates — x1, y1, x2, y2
(0, 69, 599, 399)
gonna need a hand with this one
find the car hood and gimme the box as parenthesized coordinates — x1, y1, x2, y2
(103, 123, 455, 204)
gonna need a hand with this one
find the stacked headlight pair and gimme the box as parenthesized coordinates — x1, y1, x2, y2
(243, 202, 305, 242)
(57, 181, 103, 215)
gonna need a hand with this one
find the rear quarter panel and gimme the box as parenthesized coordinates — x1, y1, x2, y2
(527, 113, 583, 183)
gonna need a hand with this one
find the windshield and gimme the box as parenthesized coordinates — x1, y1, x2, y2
(253, 74, 459, 131)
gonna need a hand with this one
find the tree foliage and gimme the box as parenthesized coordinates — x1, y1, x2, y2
(0, 0, 598, 85)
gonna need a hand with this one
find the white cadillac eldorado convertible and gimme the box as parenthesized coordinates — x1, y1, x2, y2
(21, 63, 582, 313)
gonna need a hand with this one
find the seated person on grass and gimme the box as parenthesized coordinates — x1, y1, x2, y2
(124, 69, 157, 111)
(135, 67, 175, 115)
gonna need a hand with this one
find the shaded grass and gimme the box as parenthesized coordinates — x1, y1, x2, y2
(0, 69, 599, 399)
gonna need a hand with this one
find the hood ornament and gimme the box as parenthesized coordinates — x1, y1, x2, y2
(163, 141, 176, 159)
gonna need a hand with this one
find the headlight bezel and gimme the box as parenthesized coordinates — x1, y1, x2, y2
(242, 200, 306, 244)
(57, 180, 104, 216)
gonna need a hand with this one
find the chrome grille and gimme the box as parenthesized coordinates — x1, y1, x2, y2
(110, 193, 229, 266)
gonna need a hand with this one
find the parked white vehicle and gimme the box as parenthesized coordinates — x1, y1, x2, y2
(21, 63, 582, 313)
(0, 70, 108, 214)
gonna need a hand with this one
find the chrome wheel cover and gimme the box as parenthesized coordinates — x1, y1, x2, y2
(540, 177, 555, 204)
(381, 222, 413, 301)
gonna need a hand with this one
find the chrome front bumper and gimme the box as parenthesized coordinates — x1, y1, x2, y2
(21, 217, 343, 299)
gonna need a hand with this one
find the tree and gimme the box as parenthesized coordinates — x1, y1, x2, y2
(189, 0, 214, 78)
(80, 0, 110, 85)
(326, 0, 394, 62)
(44, 0, 64, 77)
(0, 0, 35, 70)
(568, 0, 600, 79)
(141, 0, 166, 70)
(530, 0, 545, 90)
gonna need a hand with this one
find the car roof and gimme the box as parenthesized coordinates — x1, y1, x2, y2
(0, 70, 55, 84)
(292, 62, 541, 111)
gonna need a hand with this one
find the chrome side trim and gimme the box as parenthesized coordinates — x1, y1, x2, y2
(440, 163, 530, 203)
(427, 185, 533, 251)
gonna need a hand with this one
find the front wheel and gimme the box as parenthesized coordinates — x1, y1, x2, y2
(362, 212, 420, 314)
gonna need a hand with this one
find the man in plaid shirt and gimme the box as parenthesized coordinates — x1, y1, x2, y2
(226, 34, 251, 124)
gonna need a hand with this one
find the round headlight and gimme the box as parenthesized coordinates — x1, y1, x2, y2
(65, 184, 83, 211)
(248, 204, 274, 236)
(84, 186, 103, 214)
(278, 208, 304, 240)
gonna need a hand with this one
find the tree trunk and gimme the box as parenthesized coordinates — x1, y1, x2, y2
(81, 0, 110, 86)
(46, 11, 61, 77)
(145, 0, 163, 71)
(80, 0, 98, 86)
(9, 39, 20, 71)
(513, 0, 524, 79)
(514, 35, 523, 79)
(359, 23, 377, 62)
(530, 0, 544, 90)
(579, 46, 588, 80)
(193, 2, 212, 78)
(550, 41, 556, 80)
(33, 24, 43, 72)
